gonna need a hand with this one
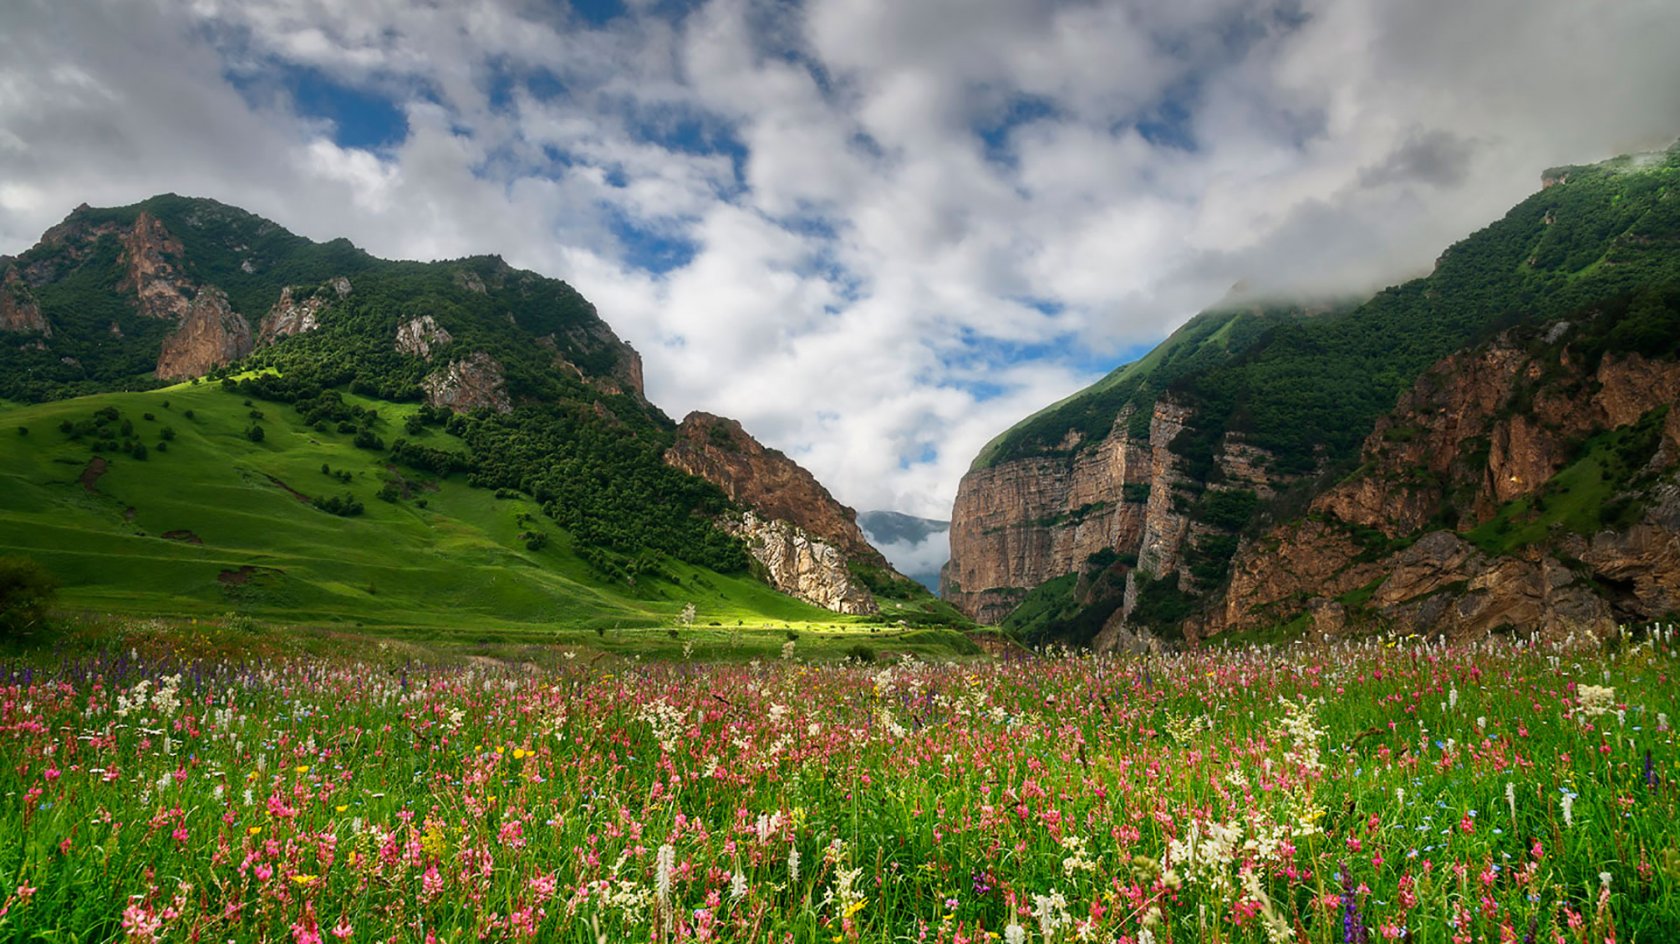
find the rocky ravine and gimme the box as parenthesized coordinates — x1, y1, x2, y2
(666, 412, 894, 614)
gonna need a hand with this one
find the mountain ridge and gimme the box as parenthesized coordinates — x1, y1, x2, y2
(0, 194, 958, 626)
(948, 141, 1680, 645)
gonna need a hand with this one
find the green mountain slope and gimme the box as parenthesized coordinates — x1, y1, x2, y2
(0, 195, 957, 637)
(950, 141, 1680, 642)
(0, 382, 834, 634)
(979, 144, 1680, 477)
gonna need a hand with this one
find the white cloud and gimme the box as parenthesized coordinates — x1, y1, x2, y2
(2, 0, 1679, 526)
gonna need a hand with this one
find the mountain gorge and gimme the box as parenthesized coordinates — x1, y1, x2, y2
(946, 143, 1680, 647)
(0, 195, 950, 629)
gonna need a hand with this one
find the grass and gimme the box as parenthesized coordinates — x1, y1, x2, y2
(0, 383, 932, 643)
(1466, 409, 1667, 555)
(1, 626, 1675, 941)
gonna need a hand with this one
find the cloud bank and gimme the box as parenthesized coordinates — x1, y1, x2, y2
(3, 0, 1677, 520)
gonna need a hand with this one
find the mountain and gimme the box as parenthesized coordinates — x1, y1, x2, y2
(0, 195, 955, 630)
(946, 142, 1680, 647)
(858, 511, 950, 593)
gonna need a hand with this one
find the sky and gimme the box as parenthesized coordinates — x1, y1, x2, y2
(3, 0, 1679, 535)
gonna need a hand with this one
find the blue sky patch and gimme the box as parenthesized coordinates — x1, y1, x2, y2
(604, 207, 699, 274)
(281, 69, 409, 150)
(978, 95, 1058, 167)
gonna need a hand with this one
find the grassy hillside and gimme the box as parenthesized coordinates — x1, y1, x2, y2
(0, 381, 875, 637)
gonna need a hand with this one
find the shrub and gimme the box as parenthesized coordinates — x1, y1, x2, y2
(246, 425, 265, 443)
(845, 643, 878, 663)
(0, 556, 58, 642)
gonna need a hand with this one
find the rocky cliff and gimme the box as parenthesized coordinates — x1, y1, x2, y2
(259, 278, 351, 344)
(154, 286, 253, 380)
(422, 352, 512, 414)
(0, 269, 50, 336)
(1202, 330, 1680, 643)
(727, 512, 878, 615)
(943, 408, 1150, 623)
(665, 411, 893, 613)
(947, 144, 1680, 647)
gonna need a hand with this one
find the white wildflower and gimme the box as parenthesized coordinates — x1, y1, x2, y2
(1032, 889, 1071, 939)
(655, 843, 675, 910)
(1577, 685, 1616, 718)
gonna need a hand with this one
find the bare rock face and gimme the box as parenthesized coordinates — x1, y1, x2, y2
(258, 277, 350, 345)
(395, 315, 454, 360)
(1370, 533, 1614, 642)
(729, 511, 878, 615)
(1136, 399, 1197, 576)
(422, 352, 512, 413)
(0, 269, 50, 336)
(667, 412, 888, 569)
(944, 408, 1150, 623)
(119, 211, 193, 320)
(1200, 333, 1680, 643)
(552, 321, 645, 399)
(155, 287, 253, 380)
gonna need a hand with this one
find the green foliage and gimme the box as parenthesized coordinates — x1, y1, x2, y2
(981, 142, 1680, 485)
(848, 561, 927, 601)
(0, 555, 57, 641)
(1128, 573, 1193, 639)
(1467, 405, 1671, 554)
(312, 493, 365, 517)
(245, 424, 265, 443)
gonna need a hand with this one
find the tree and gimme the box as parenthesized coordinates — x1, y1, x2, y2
(0, 556, 57, 642)
(246, 424, 265, 443)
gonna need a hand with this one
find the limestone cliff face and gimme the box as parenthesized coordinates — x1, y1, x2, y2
(1136, 399, 1196, 576)
(666, 412, 901, 614)
(395, 314, 453, 360)
(120, 212, 192, 320)
(155, 287, 254, 380)
(259, 277, 350, 344)
(728, 511, 878, 615)
(943, 408, 1150, 623)
(1201, 333, 1680, 642)
(0, 269, 50, 336)
(422, 352, 512, 413)
(667, 412, 886, 568)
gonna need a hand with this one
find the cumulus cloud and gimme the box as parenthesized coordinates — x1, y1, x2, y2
(2, 0, 1678, 521)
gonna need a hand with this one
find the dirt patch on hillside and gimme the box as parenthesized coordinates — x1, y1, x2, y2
(263, 473, 311, 504)
(80, 457, 108, 492)
(218, 566, 259, 586)
(123, 506, 136, 521)
(163, 530, 203, 545)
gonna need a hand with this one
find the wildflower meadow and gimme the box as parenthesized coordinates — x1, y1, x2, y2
(1, 628, 1677, 942)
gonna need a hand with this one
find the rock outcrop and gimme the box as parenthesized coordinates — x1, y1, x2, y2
(258, 277, 350, 344)
(395, 315, 453, 360)
(728, 511, 878, 614)
(667, 412, 887, 569)
(119, 212, 192, 320)
(422, 352, 512, 413)
(666, 412, 909, 614)
(1199, 334, 1680, 642)
(155, 287, 253, 380)
(943, 408, 1151, 623)
(0, 269, 50, 336)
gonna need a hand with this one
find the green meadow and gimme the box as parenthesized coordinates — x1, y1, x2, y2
(0, 382, 974, 659)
